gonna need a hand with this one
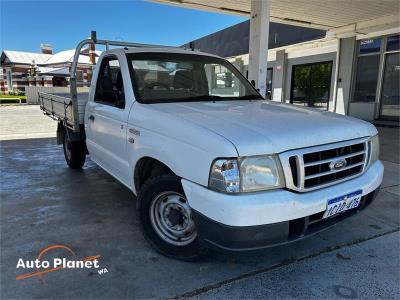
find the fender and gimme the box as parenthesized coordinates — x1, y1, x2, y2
(128, 131, 223, 194)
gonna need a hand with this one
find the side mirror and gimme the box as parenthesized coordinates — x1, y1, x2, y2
(251, 80, 255, 87)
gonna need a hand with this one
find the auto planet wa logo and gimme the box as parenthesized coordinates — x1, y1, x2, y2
(16, 245, 108, 281)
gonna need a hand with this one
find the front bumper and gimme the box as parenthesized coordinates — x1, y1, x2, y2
(182, 160, 383, 251)
(192, 188, 379, 251)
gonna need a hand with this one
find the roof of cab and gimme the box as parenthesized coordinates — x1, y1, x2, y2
(106, 46, 221, 58)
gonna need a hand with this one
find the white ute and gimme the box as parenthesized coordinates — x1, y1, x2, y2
(40, 33, 383, 260)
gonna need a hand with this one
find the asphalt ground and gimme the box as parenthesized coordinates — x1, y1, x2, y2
(0, 105, 399, 299)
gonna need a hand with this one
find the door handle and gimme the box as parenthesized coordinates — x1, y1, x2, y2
(89, 115, 95, 121)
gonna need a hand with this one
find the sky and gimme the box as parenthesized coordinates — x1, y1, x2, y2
(0, 0, 246, 53)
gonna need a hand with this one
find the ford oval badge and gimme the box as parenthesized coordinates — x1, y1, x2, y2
(330, 159, 347, 170)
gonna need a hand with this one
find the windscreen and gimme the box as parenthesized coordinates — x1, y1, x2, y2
(127, 53, 261, 103)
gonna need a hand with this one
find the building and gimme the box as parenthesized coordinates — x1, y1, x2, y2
(184, 20, 399, 121)
(154, 0, 400, 122)
(0, 44, 99, 94)
(182, 20, 326, 58)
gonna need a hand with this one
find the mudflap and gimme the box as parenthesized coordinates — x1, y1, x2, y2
(57, 123, 88, 153)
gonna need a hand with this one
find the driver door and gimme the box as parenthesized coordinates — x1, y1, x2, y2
(86, 55, 130, 184)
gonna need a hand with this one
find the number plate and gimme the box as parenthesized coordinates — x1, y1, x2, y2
(323, 190, 362, 219)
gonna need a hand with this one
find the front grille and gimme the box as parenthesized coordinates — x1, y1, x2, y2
(303, 142, 366, 188)
(280, 138, 370, 192)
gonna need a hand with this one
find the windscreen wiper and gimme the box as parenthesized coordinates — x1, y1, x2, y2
(184, 95, 224, 101)
(184, 94, 263, 102)
(235, 95, 263, 100)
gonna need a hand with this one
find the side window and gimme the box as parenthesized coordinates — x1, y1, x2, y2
(94, 57, 125, 108)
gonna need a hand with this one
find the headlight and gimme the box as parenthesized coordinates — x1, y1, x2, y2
(240, 155, 284, 192)
(370, 135, 380, 165)
(209, 155, 284, 193)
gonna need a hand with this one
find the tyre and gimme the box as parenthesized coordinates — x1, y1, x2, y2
(138, 174, 206, 261)
(63, 132, 86, 169)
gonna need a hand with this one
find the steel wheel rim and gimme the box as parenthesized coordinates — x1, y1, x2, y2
(149, 191, 197, 246)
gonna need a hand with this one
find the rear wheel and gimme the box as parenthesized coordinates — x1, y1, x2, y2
(63, 132, 86, 169)
(138, 174, 206, 261)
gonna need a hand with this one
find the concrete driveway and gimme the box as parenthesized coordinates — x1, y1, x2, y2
(0, 105, 56, 140)
(0, 108, 399, 299)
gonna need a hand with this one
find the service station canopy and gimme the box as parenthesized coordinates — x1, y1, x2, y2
(150, 0, 399, 97)
(151, 0, 400, 36)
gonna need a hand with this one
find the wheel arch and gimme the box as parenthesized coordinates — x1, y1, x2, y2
(133, 156, 175, 199)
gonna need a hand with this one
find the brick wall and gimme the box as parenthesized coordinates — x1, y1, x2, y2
(0, 64, 94, 93)
(0, 66, 30, 94)
(0, 68, 5, 93)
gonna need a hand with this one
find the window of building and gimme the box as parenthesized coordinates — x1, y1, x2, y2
(94, 56, 125, 108)
(6, 69, 12, 90)
(290, 61, 332, 110)
(76, 70, 83, 81)
(380, 52, 400, 119)
(387, 35, 400, 52)
(352, 38, 382, 103)
(353, 55, 381, 103)
(359, 38, 381, 55)
(52, 77, 68, 87)
(380, 35, 400, 120)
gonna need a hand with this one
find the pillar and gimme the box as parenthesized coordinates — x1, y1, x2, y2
(272, 50, 286, 102)
(333, 37, 356, 114)
(248, 0, 270, 96)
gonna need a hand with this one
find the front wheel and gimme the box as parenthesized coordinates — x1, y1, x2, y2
(63, 132, 86, 169)
(138, 175, 206, 261)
